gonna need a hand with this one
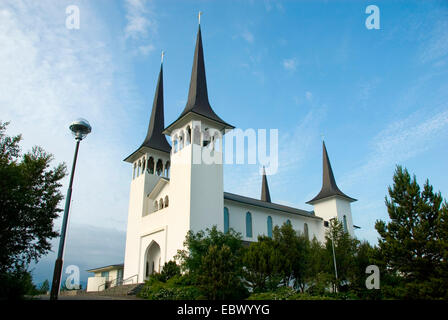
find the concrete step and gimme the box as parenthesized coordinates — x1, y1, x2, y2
(95, 283, 143, 296)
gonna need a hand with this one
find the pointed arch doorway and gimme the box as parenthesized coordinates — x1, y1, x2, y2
(144, 241, 162, 280)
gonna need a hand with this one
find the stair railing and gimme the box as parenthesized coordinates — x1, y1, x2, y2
(97, 274, 139, 292)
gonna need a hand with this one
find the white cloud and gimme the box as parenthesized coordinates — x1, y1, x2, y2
(138, 43, 155, 55)
(124, 0, 157, 56)
(343, 106, 448, 188)
(283, 58, 297, 71)
(0, 0, 138, 233)
(124, 0, 155, 39)
(305, 91, 313, 101)
(419, 19, 448, 65)
(241, 30, 254, 44)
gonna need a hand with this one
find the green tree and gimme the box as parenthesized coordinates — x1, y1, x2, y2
(271, 223, 308, 288)
(242, 235, 277, 292)
(176, 226, 247, 299)
(375, 165, 448, 299)
(324, 219, 358, 292)
(0, 121, 67, 273)
(38, 279, 50, 294)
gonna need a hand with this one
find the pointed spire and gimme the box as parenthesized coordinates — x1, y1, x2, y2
(140, 61, 171, 153)
(306, 141, 356, 204)
(261, 167, 271, 203)
(164, 20, 233, 133)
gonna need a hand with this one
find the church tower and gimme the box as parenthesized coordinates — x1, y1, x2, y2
(122, 61, 171, 281)
(163, 22, 234, 236)
(306, 141, 356, 237)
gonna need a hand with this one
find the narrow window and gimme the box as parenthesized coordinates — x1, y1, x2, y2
(224, 207, 229, 233)
(186, 126, 192, 145)
(165, 161, 170, 177)
(246, 212, 252, 238)
(304, 223, 309, 240)
(343, 215, 348, 233)
(156, 159, 163, 176)
(159, 198, 164, 210)
(267, 216, 273, 238)
(164, 195, 169, 208)
(148, 157, 154, 174)
(286, 219, 291, 226)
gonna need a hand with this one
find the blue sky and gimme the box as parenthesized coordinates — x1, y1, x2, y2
(1, 0, 448, 286)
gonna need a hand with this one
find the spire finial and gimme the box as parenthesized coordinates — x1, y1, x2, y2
(198, 11, 203, 25)
(161, 50, 165, 64)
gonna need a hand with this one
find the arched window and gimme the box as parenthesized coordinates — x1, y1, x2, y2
(137, 160, 141, 176)
(156, 159, 163, 176)
(246, 212, 252, 238)
(343, 215, 348, 233)
(154, 201, 158, 212)
(133, 163, 136, 179)
(224, 207, 229, 233)
(304, 223, 309, 240)
(159, 198, 164, 210)
(203, 128, 210, 147)
(148, 157, 154, 174)
(142, 157, 146, 172)
(164, 195, 169, 208)
(286, 219, 291, 226)
(186, 126, 192, 145)
(267, 216, 273, 238)
(165, 161, 170, 178)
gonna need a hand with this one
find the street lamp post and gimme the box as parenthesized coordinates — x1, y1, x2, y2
(50, 119, 91, 300)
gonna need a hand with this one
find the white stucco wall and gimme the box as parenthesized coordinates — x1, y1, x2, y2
(86, 276, 106, 292)
(224, 200, 325, 243)
(312, 196, 354, 237)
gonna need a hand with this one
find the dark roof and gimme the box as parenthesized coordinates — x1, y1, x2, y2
(261, 167, 271, 202)
(306, 141, 356, 204)
(124, 64, 171, 161)
(224, 192, 321, 220)
(86, 263, 124, 273)
(141, 64, 171, 153)
(164, 25, 233, 132)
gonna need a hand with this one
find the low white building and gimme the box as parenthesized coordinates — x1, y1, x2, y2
(86, 264, 125, 292)
(89, 22, 358, 285)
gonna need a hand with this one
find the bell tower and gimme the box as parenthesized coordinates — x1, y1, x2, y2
(163, 21, 234, 236)
(123, 60, 171, 280)
(306, 141, 357, 237)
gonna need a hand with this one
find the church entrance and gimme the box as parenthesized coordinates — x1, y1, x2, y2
(144, 241, 161, 280)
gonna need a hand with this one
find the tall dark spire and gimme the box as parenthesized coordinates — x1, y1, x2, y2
(140, 63, 171, 153)
(164, 24, 233, 133)
(306, 141, 356, 204)
(261, 167, 271, 203)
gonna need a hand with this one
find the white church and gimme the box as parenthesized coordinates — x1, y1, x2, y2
(86, 23, 357, 291)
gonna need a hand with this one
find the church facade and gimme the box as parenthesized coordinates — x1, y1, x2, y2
(121, 24, 357, 284)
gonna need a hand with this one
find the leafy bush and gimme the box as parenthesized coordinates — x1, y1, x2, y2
(138, 274, 205, 300)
